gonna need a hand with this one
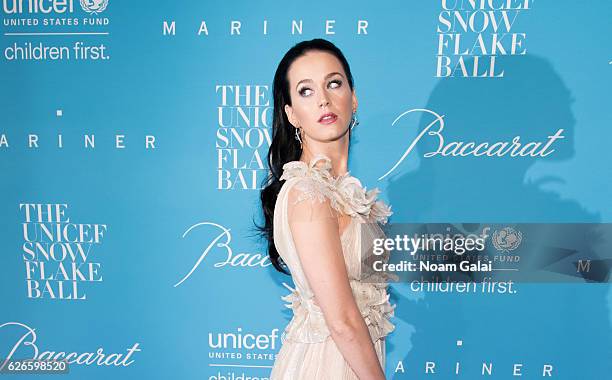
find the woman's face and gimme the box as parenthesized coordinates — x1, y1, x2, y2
(284, 50, 357, 144)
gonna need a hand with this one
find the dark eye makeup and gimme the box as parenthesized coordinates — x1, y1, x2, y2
(298, 79, 343, 97)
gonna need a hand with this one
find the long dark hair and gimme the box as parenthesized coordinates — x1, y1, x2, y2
(254, 38, 355, 274)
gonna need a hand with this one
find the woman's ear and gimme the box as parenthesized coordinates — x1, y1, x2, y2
(352, 91, 358, 113)
(284, 104, 297, 127)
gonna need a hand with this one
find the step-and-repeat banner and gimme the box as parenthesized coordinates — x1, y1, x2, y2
(1, 1, 611, 379)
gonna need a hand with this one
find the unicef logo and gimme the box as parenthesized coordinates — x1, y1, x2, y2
(492, 227, 522, 253)
(80, 0, 109, 14)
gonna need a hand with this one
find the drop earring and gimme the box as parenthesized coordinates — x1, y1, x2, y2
(350, 111, 359, 130)
(294, 125, 303, 148)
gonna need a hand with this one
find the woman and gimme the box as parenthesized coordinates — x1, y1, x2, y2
(257, 38, 395, 379)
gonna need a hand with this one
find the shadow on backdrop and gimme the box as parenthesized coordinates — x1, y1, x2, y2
(385, 54, 610, 379)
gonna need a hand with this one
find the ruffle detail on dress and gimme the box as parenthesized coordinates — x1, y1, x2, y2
(279, 281, 396, 344)
(280, 153, 393, 225)
(351, 280, 396, 342)
(279, 282, 331, 344)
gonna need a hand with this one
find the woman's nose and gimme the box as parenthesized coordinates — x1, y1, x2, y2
(319, 94, 329, 108)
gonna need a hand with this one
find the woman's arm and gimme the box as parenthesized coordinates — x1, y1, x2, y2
(287, 184, 385, 380)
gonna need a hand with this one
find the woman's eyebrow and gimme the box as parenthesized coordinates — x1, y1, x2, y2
(296, 72, 344, 89)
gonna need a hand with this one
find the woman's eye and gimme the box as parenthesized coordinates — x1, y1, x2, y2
(298, 87, 312, 97)
(329, 79, 342, 88)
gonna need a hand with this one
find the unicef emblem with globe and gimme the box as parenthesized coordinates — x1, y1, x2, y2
(80, 0, 109, 14)
(492, 227, 522, 253)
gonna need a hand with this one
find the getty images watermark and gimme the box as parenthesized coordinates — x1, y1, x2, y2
(359, 223, 612, 284)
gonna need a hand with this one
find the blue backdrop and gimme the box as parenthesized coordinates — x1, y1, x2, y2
(1, 0, 611, 379)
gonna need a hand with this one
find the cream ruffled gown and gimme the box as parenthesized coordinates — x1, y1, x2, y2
(270, 153, 396, 379)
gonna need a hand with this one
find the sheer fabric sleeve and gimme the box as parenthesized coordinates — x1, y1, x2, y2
(286, 178, 340, 224)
